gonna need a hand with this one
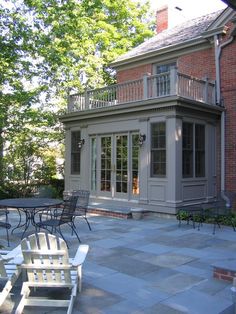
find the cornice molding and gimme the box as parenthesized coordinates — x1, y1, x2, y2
(111, 38, 211, 70)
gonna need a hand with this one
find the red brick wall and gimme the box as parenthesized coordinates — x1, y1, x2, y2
(117, 64, 152, 83)
(156, 6, 168, 34)
(115, 27, 236, 194)
(220, 36, 236, 191)
(117, 48, 216, 84)
(178, 48, 216, 80)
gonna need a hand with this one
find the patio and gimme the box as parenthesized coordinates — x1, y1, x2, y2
(1, 208, 236, 314)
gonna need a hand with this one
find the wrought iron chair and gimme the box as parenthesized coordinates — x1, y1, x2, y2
(72, 190, 91, 231)
(15, 233, 89, 314)
(0, 208, 11, 247)
(34, 195, 81, 246)
(203, 191, 236, 234)
(177, 205, 203, 230)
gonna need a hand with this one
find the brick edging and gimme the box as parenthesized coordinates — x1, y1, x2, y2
(213, 267, 236, 282)
(88, 208, 132, 219)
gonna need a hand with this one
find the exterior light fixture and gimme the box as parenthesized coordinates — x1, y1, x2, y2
(78, 139, 85, 149)
(138, 133, 146, 146)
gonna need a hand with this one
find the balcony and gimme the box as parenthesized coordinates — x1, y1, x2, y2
(68, 71, 217, 113)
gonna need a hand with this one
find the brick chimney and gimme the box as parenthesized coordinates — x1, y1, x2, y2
(156, 5, 168, 34)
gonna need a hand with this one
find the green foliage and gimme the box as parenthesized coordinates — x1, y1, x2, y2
(176, 210, 189, 221)
(21, 0, 154, 92)
(0, 0, 154, 186)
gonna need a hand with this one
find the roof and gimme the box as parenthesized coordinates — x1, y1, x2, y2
(113, 9, 224, 65)
(222, 0, 236, 10)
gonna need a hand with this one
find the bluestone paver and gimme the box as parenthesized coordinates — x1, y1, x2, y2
(1, 208, 236, 313)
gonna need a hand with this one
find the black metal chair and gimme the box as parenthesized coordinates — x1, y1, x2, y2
(34, 195, 81, 246)
(203, 191, 236, 234)
(72, 190, 91, 231)
(177, 205, 203, 230)
(0, 208, 11, 247)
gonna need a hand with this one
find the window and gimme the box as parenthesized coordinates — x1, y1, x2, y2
(182, 123, 205, 178)
(151, 122, 166, 176)
(131, 134, 139, 195)
(91, 137, 97, 191)
(71, 131, 81, 174)
(195, 124, 205, 177)
(182, 123, 193, 177)
(156, 62, 176, 96)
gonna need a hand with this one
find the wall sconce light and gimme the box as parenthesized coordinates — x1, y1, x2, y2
(138, 133, 146, 146)
(78, 139, 85, 149)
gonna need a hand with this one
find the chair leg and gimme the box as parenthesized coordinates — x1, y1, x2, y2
(231, 219, 236, 232)
(11, 208, 22, 234)
(5, 211, 10, 247)
(6, 227, 10, 247)
(70, 223, 81, 243)
(57, 225, 69, 248)
(85, 217, 92, 231)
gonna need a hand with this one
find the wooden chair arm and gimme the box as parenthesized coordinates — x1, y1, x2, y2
(71, 244, 89, 266)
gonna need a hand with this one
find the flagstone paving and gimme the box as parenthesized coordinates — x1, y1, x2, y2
(1, 209, 236, 313)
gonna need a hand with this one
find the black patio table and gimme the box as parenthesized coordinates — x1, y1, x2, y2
(0, 198, 62, 239)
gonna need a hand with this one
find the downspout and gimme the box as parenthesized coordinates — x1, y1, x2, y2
(214, 34, 234, 193)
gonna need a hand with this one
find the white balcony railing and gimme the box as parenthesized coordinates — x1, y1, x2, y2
(68, 71, 216, 112)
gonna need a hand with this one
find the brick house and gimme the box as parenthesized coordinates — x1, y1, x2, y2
(60, 6, 236, 214)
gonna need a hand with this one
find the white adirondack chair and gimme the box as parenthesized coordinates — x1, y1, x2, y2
(16, 232, 89, 314)
(0, 246, 22, 307)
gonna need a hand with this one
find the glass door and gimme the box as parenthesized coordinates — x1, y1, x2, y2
(100, 136, 112, 196)
(115, 134, 128, 198)
(97, 133, 139, 200)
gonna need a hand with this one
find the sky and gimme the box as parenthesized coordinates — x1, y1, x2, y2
(150, 0, 228, 27)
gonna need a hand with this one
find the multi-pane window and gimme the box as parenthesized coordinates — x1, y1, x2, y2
(195, 124, 205, 177)
(182, 122, 205, 178)
(182, 123, 193, 177)
(116, 135, 128, 193)
(131, 134, 139, 195)
(91, 138, 97, 191)
(156, 63, 176, 96)
(151, 122, 166, 176)
(71, 131, 81, 174)
(100, 137, 111, 192)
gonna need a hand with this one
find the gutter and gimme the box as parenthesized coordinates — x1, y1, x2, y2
(214, 34, 234, 192)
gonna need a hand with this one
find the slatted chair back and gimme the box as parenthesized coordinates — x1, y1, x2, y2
(0, 258, 7, 278)
(0, 249, 22, 308)
(21, 233, 72, 286)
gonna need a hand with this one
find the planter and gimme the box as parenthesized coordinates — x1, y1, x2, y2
(131, 208, 143, 220)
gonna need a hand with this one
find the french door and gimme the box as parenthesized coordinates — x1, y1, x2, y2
(92, 133, 139, 200)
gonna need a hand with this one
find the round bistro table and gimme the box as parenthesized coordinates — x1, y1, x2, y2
(0, 198, 62, 239)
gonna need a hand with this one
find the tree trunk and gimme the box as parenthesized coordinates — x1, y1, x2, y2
(0, 128, 4, 184)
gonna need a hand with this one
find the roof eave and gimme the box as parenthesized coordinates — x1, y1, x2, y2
(111, 37, 209, 69)
(202, 26, 229, 38)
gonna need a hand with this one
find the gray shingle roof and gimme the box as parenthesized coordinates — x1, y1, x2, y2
(115, 10, 223, 63)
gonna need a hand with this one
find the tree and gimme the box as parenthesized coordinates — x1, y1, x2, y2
(22, 0, 154, 92)
(0, 0, 154, 188)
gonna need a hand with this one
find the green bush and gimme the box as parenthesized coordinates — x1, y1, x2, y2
(176, 210, 189, 221)
(0, 179, 64, 200)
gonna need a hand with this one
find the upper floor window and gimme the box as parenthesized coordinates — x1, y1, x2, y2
(71, 131, 81, 174)
(182, 122, 205, 178)
(155, 62, 176, 96)
(151, 122, 166, 177)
